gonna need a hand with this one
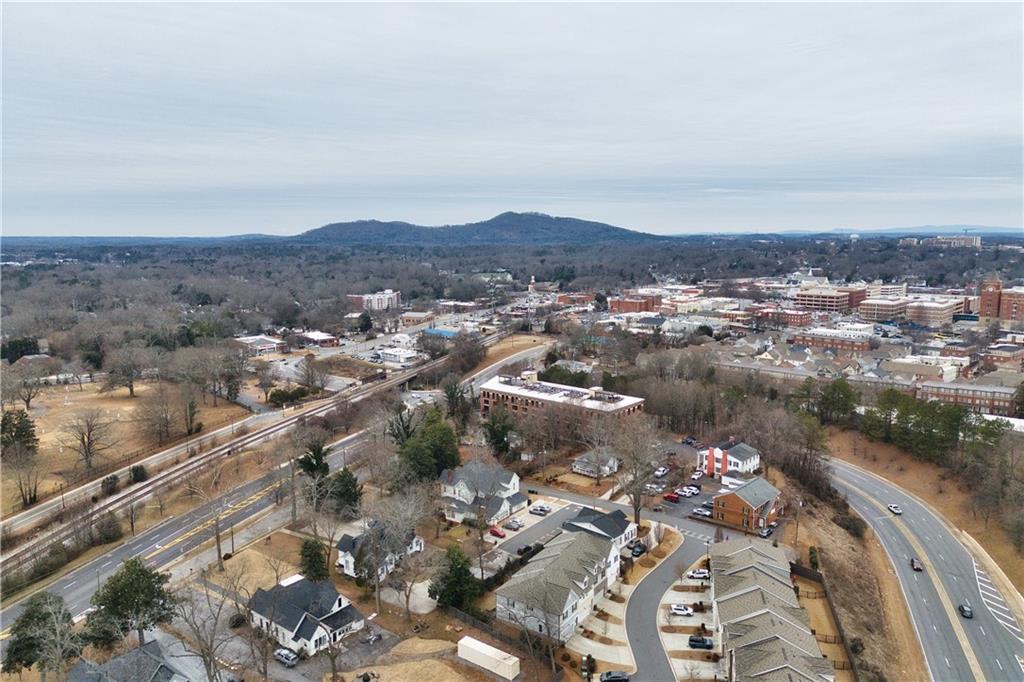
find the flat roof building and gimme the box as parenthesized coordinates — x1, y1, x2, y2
(479, 372, 644, 419)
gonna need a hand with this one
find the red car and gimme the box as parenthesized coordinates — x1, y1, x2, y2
(489, 526, 506, 539)
(663, 492, 680, 503)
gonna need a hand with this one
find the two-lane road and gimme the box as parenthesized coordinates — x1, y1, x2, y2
(830, 458, 1024, 681)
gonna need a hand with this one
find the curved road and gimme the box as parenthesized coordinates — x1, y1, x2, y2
(830, 458, 1024, 682)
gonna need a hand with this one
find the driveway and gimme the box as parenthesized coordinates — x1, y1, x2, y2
(498, 501, 581, 555)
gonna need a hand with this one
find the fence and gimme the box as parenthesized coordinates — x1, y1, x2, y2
(790, 562, 861, 682)
(443, 606, 565, 681)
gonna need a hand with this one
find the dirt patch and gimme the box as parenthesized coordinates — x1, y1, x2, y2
(777, 471, 928, 682)
(608, 594, 626, 603)
(320, 355, 384, 381)
(336, 659, 480, 682)
(668, 650, 717, 661)
(3, 381, 249, 514)
(660, 624, 703, 635)
(389, 637, 458, 657)
(471, 334, 549, 375)
(830, 427, 1024, 594)
(594, 610, 623, 625)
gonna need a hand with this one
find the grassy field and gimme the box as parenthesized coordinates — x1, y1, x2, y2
(470, 334, 549, 375)
(3, 381, 249, 515)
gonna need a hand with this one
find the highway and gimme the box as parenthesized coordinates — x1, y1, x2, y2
(830, 458, 1024, 682)
(0, 340, 550, 653)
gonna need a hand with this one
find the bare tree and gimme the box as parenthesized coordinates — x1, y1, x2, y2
(253, 359, 279, 401)
(613, 414, 659, 525)
(359, 487, 431, 615)
(297, 354, 330, 394)
(104, 342, 155, 397)
(5, 362, 49, 410)
(389, 548, 440, 621)
(62, 408, 119, 471)
(135, 382, 179, 445)
(186, 464, 228, 572)
(173, 573, 235, 682)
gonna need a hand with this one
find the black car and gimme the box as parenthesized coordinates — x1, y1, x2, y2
(702, 500, 714, 510)
(688, 635, 714, 650)
(631, 544, 647, 558)
(600, 672, 631, 682)
(683, 436, 697, 446)
(958, 604, 974, 619)
(910, 558, 923, 572)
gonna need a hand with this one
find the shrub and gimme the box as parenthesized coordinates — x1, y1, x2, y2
(129, 464, 148, 483)
(561, 653, 571, 663)
(193, 422, 204, 434)
(850, 637, 865, 655)
(833, 513, 867, 539)
(228, 612, 246, 629)
(94, 512, 123, 544)
(569, 660, 577, 670)
(100, 474, 119, 497)
(809, 546, 820, 570)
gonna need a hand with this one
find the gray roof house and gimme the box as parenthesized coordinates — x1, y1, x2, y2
(67, 641, 191, 682)
(335, 523, 424, 580)
(699, 438, 762, 476)
(496, 532, 616, 643)
(439, 460, 527, 525)
(571, 448, 620, 479)
(561, 508, 637, 552)
(248, 575, 364, 656)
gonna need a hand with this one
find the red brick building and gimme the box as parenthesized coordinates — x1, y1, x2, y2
(710, 477, 782, 532)
(979, 279, 1003, 319)
(982, 344, 1024, 371)
(608, 295, 660, 313)
(556, 292, 596, 306)
(918, 381, 1018, 416)
(790, 328, 872, 352)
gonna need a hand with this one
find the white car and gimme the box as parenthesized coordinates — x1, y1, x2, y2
(887, 504, 903, 515)
(691, 470, 704, 481)
(692, 508, 712, 518)
(654, 466, 670, 478)
(670, 604, 694, 617)
(274, 648, 299, 668)
(687, 569, 710, 580)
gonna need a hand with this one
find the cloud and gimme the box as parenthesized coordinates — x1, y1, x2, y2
(2, 2, 1021, 236)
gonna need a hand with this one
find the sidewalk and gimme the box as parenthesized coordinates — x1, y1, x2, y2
(566, 584, 636, 670)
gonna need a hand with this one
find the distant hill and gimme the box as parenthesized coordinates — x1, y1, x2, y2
(294, 211, 663, 245)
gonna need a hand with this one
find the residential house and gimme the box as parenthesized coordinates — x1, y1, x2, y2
(67, 640, 191, 682)
(439, 460, 528, 525)
(248, 575, 364, 656)
(571, 448, 620, 479)
(561, 507, 637, 555)
(699, 439, 762, 478)
(335, 524, 425, 581)
(711, 477, 782, 531)
(496, 532, 615, 643)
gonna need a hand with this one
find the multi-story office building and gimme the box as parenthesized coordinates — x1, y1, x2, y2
(858, 297, 910, 322)
(347, 289, 401, 312)
(478, 372, 644, 419)
(793, 287, 851, 313)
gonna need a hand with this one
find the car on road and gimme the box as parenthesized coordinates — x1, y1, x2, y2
(274, 648, 299, 668)
(529, 503, 552, 516)
(692, 508, 712, 517)
(631, 544, 648, 558)
(687, 568, 710, 580)
(691, 470, 704, 481)
(502, 517, 524, 531)
(654, 466, 670, 478)
(600, 672, 631, 682)
(670, 604, 694, 617)
(910, 558, 923, 572)
(688, 635, 714, 650)
(758, 528, 774, 538)
(958, 604, 974, 619)
(663, 492, 680, 503)
(489, 526, 506, 539)
(887, 503, 903, 515)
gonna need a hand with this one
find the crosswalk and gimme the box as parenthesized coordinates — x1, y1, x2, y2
(676, 527, 713, 542)
(973, 559, 1024, 643)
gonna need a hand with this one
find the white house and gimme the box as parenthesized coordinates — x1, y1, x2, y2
(571, 448, 620, 479)
(248, 575, 364, 656)
(698, 438, 761, 478)
(335, 525, 424, 581)
(561, 508, 637, 556)
(439, 460, 528, 525)
(496, 532, 614, 643)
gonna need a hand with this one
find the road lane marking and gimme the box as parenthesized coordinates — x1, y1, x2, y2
(980, 626, 985, 636)
(840, 478, 985, 682)
(995, 658, 1002, 671)
(65, 580, 77, 588)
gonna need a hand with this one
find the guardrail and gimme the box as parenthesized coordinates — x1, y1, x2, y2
(0, 331, 510, 578)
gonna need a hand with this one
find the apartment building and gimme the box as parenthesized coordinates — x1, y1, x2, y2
(978, 279, 1024, 323)
(751, 306, 812, 327)
(921, 235, 982, 249)
(710, 477, 782, 531)
(793, 288, 850, 313)
(918, 381, 1018, 416)
(478, 372, 644, 419)
(1000, 287, 1024, 323)
(790, 327, 873, 352)
(867, 281, 908, 297)
(858, 297, 909, 322)
(347, 289, 401, 312)
(698, 438, 761, 478)
(982, 344, 1024, 372)
(906, 297, 965, 327)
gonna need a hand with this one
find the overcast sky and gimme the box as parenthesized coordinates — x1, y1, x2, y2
(3, 2, 1021, 237)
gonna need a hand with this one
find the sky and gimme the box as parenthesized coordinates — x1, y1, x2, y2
(2, 2, 1022, 237)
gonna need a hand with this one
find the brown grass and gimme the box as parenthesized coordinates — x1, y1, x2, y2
(470, 334, 549, 375)
(794, 577, 854, 682)
(829, 427, 1024, 593)
(3, 380, 248, 514)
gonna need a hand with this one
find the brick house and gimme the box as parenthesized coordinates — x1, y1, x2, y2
(698, 438, 761, 478)
(711, 477, 782, 531)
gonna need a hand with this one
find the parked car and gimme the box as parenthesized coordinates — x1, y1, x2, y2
(600, 672, 631, 682)
(529, 504, 552, 516)
(503, 517, 524, 531)
(688, 635, 714, 650)
(701, 500, 714, 509)
(677, 488, 697, 497)
(910, 558, 923, 572)
(686, 483, 701, 492)
(663, 492, 680, 503)
(691, 470, 704, 481)
(758, 528, 774, 538)
(654, 466, 670, 478)
(670, 604, 694, 617)
(958, 604, 974, 619)
(687, 568, 710, 580)
(683, 436, 697, 446)
(489, 526, 506, 539)
(693, 508, 712, 518)
(887, 503, 903, 515)
(274, 648, 299, 668)
(631, 544, 647, 558)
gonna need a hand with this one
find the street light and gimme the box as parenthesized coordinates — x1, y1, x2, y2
(705, 540, 711, 567)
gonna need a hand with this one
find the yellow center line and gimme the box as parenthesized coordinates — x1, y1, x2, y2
(842, 478, 985, 682)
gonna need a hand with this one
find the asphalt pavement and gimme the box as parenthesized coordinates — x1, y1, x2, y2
(830, 458, 1024, 682)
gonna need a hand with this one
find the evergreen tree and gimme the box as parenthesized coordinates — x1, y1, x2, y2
(90, 558, 175, 645)
(299, 539, 329, 581)
(399, 407, 459, 480)
(2, 592, 80, 680)
(482, 406, 514, 459)
(327, 467, 362, 518)
(428, 545, 482, 609)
